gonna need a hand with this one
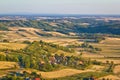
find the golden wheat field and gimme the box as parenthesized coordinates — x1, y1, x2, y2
(90, 37, 120, 57)
(23, 69, 94, 78)
(0, 42, 27, 50)
(0, 61, 19, 69)
(98, 75, 120, 80)
(114, 65, 120, 74)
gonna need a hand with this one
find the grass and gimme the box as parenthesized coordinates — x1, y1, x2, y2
(50, 72, 110, 80)
(0, 61, 20, 78)
(0, 52, 6, 56)
(46, 31, 67, 37)
(0, 61, 19, 70)
(0, 42, 27, 50)
(98, 75, 120, 80)
(114, 65, 120, 74)
(90, 65, 105, 71)
(55, 50, 75, 56)
(90, 37, 120, 57)
(91, 58, 120, 64)
(23, 68, 94, 79)
(0, 29, 120, 79)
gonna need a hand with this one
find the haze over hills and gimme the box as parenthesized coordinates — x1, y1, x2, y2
(0, 15, 120, 37)
(0, 14, 120, 80)
(0, 0, 120, 79)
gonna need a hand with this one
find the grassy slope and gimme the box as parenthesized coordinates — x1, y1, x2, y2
(0, 29, 120, 79)
(90, 37, 120, 57)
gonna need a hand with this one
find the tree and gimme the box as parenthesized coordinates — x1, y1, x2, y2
(3, 39, 9, 42)
(23, 71, 29, 77)
(24, 57, 30, 68)
(31, 72, 37, 77)
(23, 40, 31, 44)
(0, 54, 6, 61)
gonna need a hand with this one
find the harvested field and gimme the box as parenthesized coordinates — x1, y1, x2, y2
(98, 75, 120, 80)
(114, 65, 120, 74)
(0, 42, 27, 50)
(0, 61, 19, 69)
(91, 37, 120, 57)
(24, 69, 94, 78)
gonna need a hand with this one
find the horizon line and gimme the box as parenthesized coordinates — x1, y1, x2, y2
(0, 13, 120, 16)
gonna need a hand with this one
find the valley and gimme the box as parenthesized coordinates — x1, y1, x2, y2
(0, 15, 120, 80)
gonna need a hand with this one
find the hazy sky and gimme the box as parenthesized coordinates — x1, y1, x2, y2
(0, 0, 120, 14)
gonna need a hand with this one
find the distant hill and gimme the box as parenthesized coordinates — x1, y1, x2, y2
(0, 18, 120, 35)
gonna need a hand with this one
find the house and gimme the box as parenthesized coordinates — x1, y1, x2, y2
(79, 61, 84, 65)
(49, 56, 56, 64)
(39, 59, 45, 66)
(89, 77, 95, 80)
(34, 78, 41, 80)
(25, 77, 31, 80)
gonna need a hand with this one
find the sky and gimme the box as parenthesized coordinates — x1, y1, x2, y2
(0, 0, 120, 15)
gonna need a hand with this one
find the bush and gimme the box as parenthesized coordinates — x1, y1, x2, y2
(23, 40, 31, 44)
(3, 39, 9, 42)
